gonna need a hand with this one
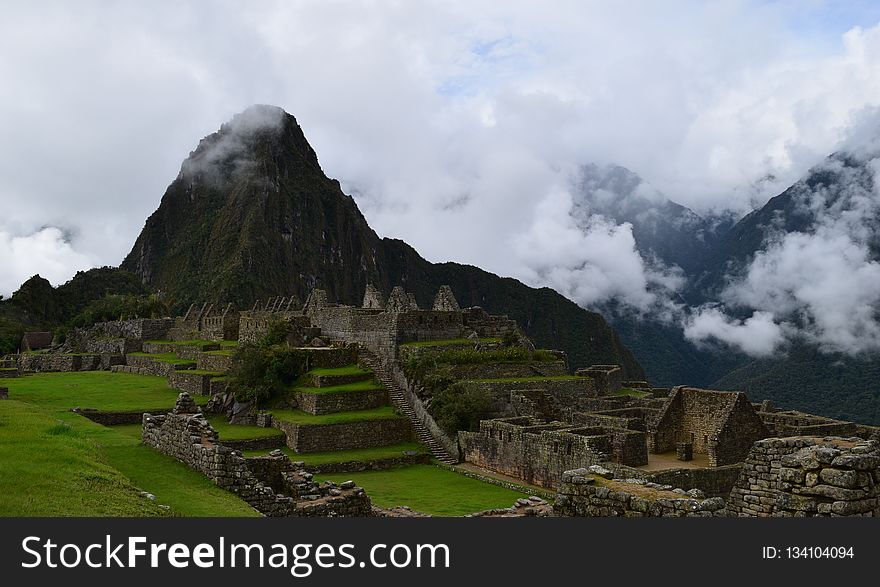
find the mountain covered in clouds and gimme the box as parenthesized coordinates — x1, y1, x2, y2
(571, 164, 735, 276)
(574, 152, 880, 423)
(122, 105, 643, 376)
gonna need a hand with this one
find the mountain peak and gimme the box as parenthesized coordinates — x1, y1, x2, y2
(180, 104, 319, 184)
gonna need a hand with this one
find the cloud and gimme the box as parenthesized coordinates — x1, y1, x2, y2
(683, 111, 880, 356)
(4, 0, 880, 326)
(512, 187, 681, 313)
(179, 104, 286, 186)
(0, 227, 96, 297)
(683, 307, 784, 357)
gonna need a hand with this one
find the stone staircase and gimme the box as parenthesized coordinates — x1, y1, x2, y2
(358, 348, 457, 465)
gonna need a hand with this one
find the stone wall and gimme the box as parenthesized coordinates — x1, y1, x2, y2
(197, 352, 234, 372)
(143, 394, 371, 516)
(19, 353, 121, 372)
(168, 371, 216, 396)
(460, 418, 611, 488)
(554, 470, 728, 517)
(447, 361, 568, 380)
(95, 319, 174, 341)
(646, 464, 744, 498)
(727, 436, 880, 517)
(458, 377, 598, 419)
(125, 354, 193, 377)
(648, 387, 768, 467)
(294, 389, 388, 415)
(273, 417, 412, 452)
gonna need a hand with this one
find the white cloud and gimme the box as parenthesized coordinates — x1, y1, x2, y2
(684, 112, 880, 356)
(4, 0, 880, 334)
(683, 307, 784, 357)
(0, 228, 96, 297)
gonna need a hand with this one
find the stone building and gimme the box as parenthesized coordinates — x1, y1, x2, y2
(648, 387, 768, 466)
(20, 331, 53, 352)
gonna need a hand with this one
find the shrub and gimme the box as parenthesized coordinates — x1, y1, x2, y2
(430, 383, 493, 435)
(226, 335, 309, 405)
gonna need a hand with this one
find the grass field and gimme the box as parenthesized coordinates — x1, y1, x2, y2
(0, 400, 167, 516)
(1, 372, 209, 412)
(112, 417, 284, 442)
(0, 403, 260, 517)
(244, 442, 428, 465)
(317, 464, 527, 516)
(271, 405, 402, 425)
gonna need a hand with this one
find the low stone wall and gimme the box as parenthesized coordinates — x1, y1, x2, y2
(83, 338, 143, 355)
(294, 389, 388, 415)
(458, 377, 598, 411)
(125, 354, 194, 377)
(0, 387, 8, 399)
(646, 464, 744, 498)
(308, 452, 433, 474)
(0, 368, 20, 378)
(727, 436, 880, 517)
(274, 417, 412, 453)
(554, 469, 728, 517)
(301, 347, 358, 369)
(307, 372, 373, 387)
(168, 371, 216, 396)
(19, 353, 121, 372)
(447, 361, 568, 380)
(222, 435, 287, 452)
(74, 408, 165, 425)
(197, 352, 234, 372)
(143, 394, 371, 517)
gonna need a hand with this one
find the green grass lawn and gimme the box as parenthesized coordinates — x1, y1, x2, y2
(182, 370, 226, 376)
(271, 405, 402, 425)
(244, 442, 428, 465)
(1, 372, 209, 412)
(611, 387, 650, 398)
(0, 400, 167, 516)
(204, 349, 236, 356)
(317, 465, 527, 516)
(0, 402, 260, 517)
(293, 379, 383, 395)
(307, 365, 371, 377)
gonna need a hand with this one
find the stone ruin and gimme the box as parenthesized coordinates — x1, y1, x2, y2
(0, 387, 8, 400)
(462, 384, 880, 517)
(142, 393, 371, 517)
(554, 436, 880, 517)
(362, 284, 385, 310)
(432, 285, 460, 312)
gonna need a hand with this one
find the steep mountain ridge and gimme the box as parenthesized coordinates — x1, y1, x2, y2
(121, 105, 643, 376)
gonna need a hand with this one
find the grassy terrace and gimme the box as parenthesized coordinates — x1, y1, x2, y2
(128, 352, 196, 366)
(399, 337, 502, 348)
(612, 387, 651, 398)
(1, 372, 209, 412)
(271, 406, 401, 425)
(181, 369, 226, 377)
(317, 465, 527, 516)
(0, 401, 258, 517)
(244, 442, 428, 465)
(293, 379, 383, 395)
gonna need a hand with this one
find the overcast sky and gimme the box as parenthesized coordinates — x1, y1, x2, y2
(3, 0, 880, 317)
